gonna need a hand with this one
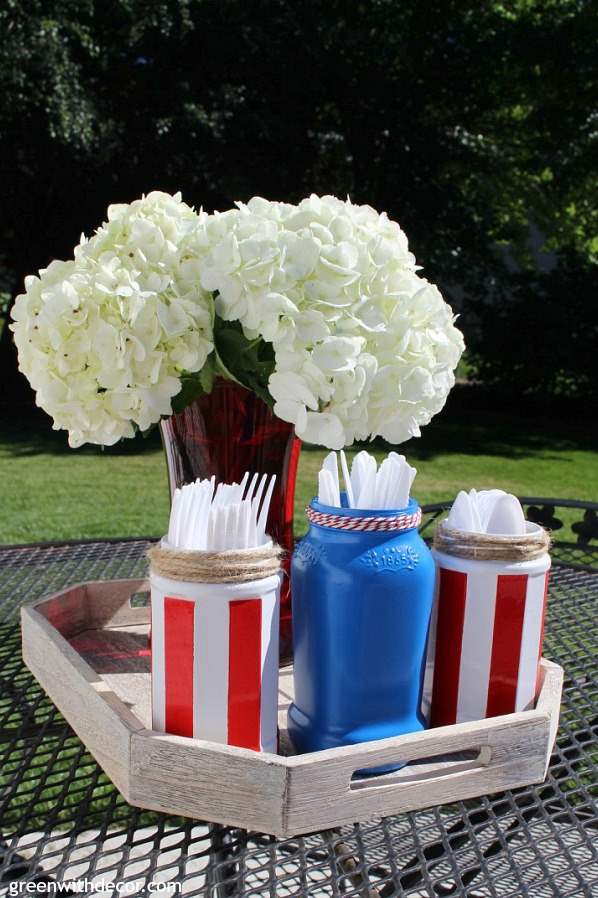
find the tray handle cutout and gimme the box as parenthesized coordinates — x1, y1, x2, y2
(349, 745, 492, 791)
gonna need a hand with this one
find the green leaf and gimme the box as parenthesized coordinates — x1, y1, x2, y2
(139, 423, 157, 439)
(199, 353, 216, 394)
(171, 370, 207, 414)
(213, 319, 275, 408)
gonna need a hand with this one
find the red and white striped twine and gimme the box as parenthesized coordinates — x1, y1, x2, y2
(306, 506, 422, 532)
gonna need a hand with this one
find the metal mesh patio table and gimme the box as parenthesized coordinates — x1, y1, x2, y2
(0, 498, 596, 897)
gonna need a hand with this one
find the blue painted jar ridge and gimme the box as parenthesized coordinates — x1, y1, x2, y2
(288, 496, 436, 758)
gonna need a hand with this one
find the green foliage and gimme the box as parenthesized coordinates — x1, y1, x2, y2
(169, 317, 275, 415)
(213, 318, 276, 407)
(168, 313, 276, 417)
(0, 0, 596, 400)
(170, 366, 212, 415)
(467, 251, 598, 401)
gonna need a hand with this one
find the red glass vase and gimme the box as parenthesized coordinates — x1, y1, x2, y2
(159, 379, 301, 659)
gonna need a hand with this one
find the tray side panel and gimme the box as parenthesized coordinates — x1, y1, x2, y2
(28, 579, 151, 638)
(21, 607, 144, 800)
(535, 659, 564, 774)
(129, 730, 287, 835)
(84, 579, 151, 630)
(31, 584, 89, 639)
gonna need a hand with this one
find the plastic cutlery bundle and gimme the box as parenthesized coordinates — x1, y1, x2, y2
(446, 488, 526, 535)
(166, 471, 277, 550)
(317, 450, 417, 510)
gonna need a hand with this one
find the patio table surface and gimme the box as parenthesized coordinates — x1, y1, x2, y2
(0, 499, 596, 897)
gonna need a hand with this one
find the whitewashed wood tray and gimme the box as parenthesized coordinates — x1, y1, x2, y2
(21, 579, 563, 838)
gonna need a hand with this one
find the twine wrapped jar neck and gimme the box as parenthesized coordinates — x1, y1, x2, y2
(433, 521, 551, 562)
(148, 541, 284, 584)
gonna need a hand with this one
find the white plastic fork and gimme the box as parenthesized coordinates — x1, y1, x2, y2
(167, 471, 280, 551)
(247, 497, 258, 547)
(251, 473, 269, 521)
(227, 503, 239, 549)
(187, 482, 203, 549)
(168, 487, 181, 545)
(178, 484, 196, 548)
(257, 475, 276, 544)
(239, 499, 251, 548)
(243, 472, 259, 504)
(206, 503, 216, 549)
(236, 471, 250, 503)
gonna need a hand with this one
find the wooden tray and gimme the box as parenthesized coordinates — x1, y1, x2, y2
(21, 579, 563, 838)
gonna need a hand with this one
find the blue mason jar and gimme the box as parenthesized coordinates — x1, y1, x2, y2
(288, 497, 435, 760)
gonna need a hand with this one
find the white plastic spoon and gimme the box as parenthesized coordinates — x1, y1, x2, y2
(447, 490, 477, 532)
(486, 493, 526, 535)
(475, 489, 507, 531)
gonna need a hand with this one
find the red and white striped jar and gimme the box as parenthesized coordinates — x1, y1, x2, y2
(150, 570, 281, 752)
(426, 525, 550, 726)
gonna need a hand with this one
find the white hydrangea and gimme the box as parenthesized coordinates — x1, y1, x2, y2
(194, 194, 464, 448)
(12, 191, 464, 450)
(11, 191, 214, 447)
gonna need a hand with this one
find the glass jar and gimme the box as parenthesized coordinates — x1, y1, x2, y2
(288, 497, 435, 760)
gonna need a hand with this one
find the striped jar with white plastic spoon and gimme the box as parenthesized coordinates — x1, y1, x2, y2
(424, 490, 551, 726)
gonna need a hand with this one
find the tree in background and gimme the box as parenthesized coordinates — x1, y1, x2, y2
(1, 0, 596, 402)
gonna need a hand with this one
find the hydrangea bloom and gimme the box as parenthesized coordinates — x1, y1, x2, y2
(12, 191, 464, 450)
(11, 192, 214, 447)
(195, 194, 464, 448)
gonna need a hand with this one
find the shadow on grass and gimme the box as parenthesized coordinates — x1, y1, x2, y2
(1, 385, 597, 461)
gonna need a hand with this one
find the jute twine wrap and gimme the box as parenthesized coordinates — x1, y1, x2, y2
(433, 521, 551, 562)
(148, 542, 284, 584)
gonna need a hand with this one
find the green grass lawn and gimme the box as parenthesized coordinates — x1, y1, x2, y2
(1, 390, 596, 545)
